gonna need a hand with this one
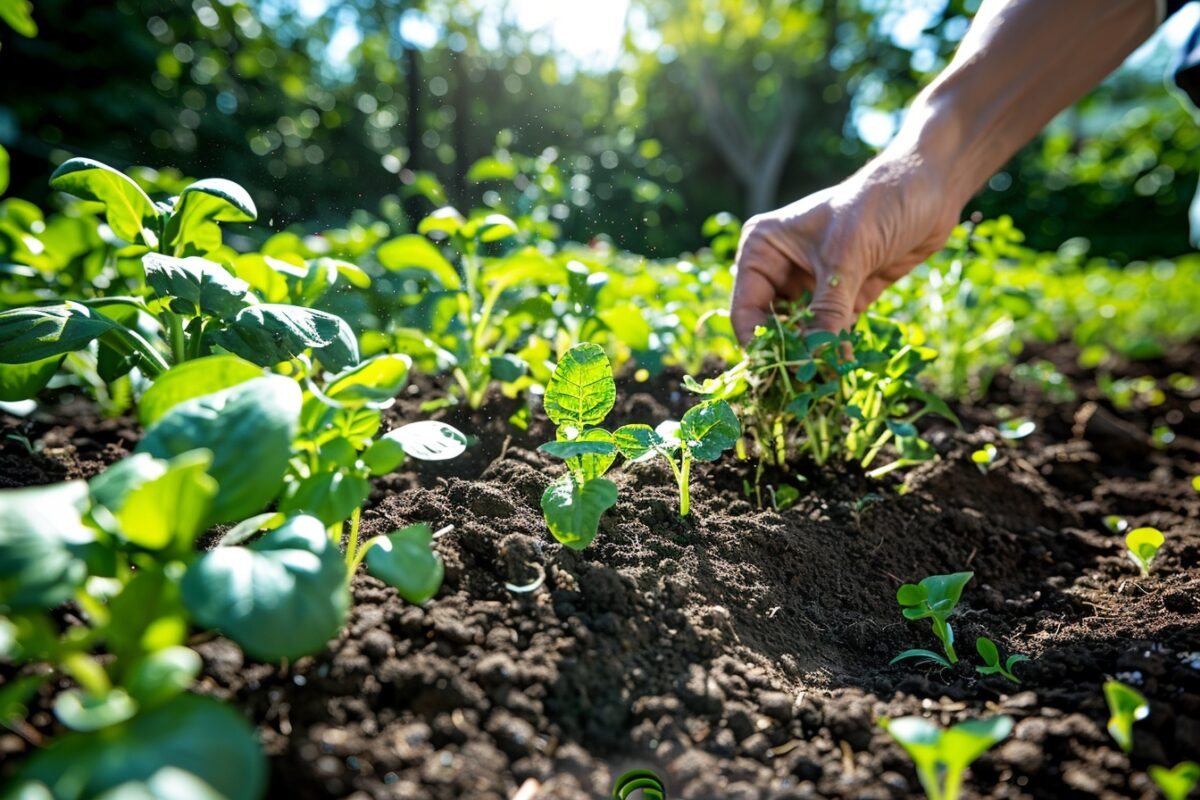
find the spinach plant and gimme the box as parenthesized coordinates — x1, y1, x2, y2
(880, 715, 1014, 800)
(1104, 679, 1149, 753)
(974, 636, 1029, 683)
(1150, 762, 1200, 800)
(1125, 526, 1164, 576)
(613, 399, 740, 517)
(892, 572, 974, 667)
(537, 342, 620, 549)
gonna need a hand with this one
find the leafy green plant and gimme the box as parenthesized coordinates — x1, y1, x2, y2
(974, 637, 1029, 683)
(892, 572, 974, 667)
(537, 343, 621, 549)
(613, 398, 740, 517)
(1126, 527, 1165, 576)
(970, 444, 998, 474)
(612, 768, 667, 800)
(689, 305, 955, 499)
(1149, 762, 1200, 800)
(1104, 679, 1150, 753)
(880, 714, 1014, 800)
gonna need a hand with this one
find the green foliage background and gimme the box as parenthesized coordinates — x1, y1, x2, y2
(0, 0, 1195, 259)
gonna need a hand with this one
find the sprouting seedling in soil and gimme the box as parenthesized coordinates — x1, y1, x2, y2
(971, 444, 997, 474)
(1103, 515, 1130, 534)
(1149, 761, 1200, 800)
(1125, 527, 1164, 576)
(892, 572, 974, 667)
(880, 715, 1013, 800)
(1104, 679, 1149, 753)
(974, 637, 1029, 684)
(852, 492, 884, 530)
(611, 768, 667, 800)
(1192, 475, 1200, 493)
(613, 398, 741, 517)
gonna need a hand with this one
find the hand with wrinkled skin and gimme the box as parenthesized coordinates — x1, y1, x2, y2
(730, 0, 1160, 343)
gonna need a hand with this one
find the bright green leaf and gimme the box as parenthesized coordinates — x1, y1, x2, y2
(543, 343, 616, 431)
(364, 524, 444, 604)
(138, 355, 263, 427)
(540, 474, 617, 550)
(49, 158, 159, 247)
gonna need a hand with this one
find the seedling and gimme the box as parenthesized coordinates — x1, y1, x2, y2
(613, 398, 740, 517)
(851, 492, 884, 530)
(880, 714, 1014, 800)
(1103, 516, 1130, 534)
(612, 768, 666, 800)
(1192, 476, 1200, 493)
(892, 572, 974, 666)
(970, 444, 998, 474)
(974, 637, 1029, 683)
(1149, 762, 1200, 800)
(1125, 527, 1164, 576)
(1104, 679, 1149, 753)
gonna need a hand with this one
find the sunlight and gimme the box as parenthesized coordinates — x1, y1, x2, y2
(505, 0, 630, 70)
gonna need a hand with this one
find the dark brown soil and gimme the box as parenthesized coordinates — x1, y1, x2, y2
(2, 344, 1198, 800)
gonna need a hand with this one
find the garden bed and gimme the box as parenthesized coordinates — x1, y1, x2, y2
(2, 344, 1198, 800)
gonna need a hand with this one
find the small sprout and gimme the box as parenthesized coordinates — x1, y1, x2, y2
(1191, 475, 1200, 493)
(1152, 425, 1175, 448)
(970, 444, 997, 474)
(975, 637, 1029, 683)
(880, 714, 1014, 800)
(997, 418, 1035, 440)
(1103, 515, 1130, 535)
(892, 572, 974, 665)
(611, 768, 666, 800)
(1125, 527, 1164, 576)
(852, 492, 884, 530)
(1104, 679, 1149, 753)
(1149, 762, 1200, 800)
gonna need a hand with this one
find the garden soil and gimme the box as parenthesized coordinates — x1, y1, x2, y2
(2, 343, 1198, 800)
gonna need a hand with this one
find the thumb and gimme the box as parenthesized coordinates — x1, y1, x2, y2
(807, 272, 857, 333)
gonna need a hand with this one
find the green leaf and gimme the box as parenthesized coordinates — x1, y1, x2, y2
(324, 353, 411, 408)
(181, 515, 349, 661)
(544, 343, 615, 432)
(213, 303, 359, 371)
(378, 420, 468, 461)
(680, 399, 741, 461)
(416, 206, 466, 238)
(364, 524, 444, 604)
(895, 583, 928, 606)
(613, 424, 663, 462)
(1149, 762, 1200, 800)
(125, 646, 202, 708)
(278, 471, 371, 527)
(0, 0, 36, 37)
(466, 213, 519, 242)
(0, 481, 93, 611)
(1126, 527, 1164, 576)
(940, 716, 1015, 771)
(361, 437, 406, 476)
(975, 636, 1000, 667)
(539, 439, 618, 460)
(489, 353, 528, 382)
(0, 143, 9, 194)
(99, 451, 217, 551)
(141, 254, 252, 319)
(0, 674, 50, 727)
(90, 767, 228, 800)
(54, 688, 138, 732)
(1104, 680, 1149, 753)
(0, 355, 61, 401)
(138, 355, 263, 427)
(14, 693, 264, 800)
(165, 179, 256, 255)
(562, 427, 617, 481)
(889, 649, 954, 669)
(466, 155, 518, 182)
(136, 376, 300, 525)
(49, 158, 159, 247)
(0, 302, 120, 364)
(376, 235, 461, 289)
(540, 474, 617, 550)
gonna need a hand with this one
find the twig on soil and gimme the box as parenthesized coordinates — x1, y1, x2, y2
(433, 524, 455, 540)
(498, 434, 512, 463)
(966, 546, 978, 567)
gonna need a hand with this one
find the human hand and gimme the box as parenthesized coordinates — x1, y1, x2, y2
(730, 150, 963, 343)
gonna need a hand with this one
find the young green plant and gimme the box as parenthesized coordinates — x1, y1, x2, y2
(880, 715, 1014, 800)
(892, 572, 974, 667)
(1149, 762, 1200, 800)
(1104, 679, 1149, 753)
(1125, 527, 1165, 576)
(974, 637, 1029, 683)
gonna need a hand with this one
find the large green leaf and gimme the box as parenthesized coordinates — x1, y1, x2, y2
(364, 524, 444, 604)
(277, 471, 371, 527)
(180, 515, 349, 661)
(0, 355, 61, 401)
(375, 235, 461, 290)
(136, 376, 300, 525)
(680, 399, 741, 461)
(141, 254, 252, 320)
(95, 451, 217, 551)
(165, 179, 257, 256)
(543, 343, 615, 433)
(0, 302, 119, 364)
(0, 481, 94, 611)
(138, 355, 263, 427)
(213, 303, 359, 371)
(13, 694, 264, 800)
(323, 353, 410, 408)
(49, 158, 159, 247)
(540, 474, 617, 550)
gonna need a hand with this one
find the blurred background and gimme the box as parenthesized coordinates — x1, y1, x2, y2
(1, 0, 1197, 260)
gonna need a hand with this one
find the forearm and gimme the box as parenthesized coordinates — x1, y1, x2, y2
(888, 0, 1159, 209)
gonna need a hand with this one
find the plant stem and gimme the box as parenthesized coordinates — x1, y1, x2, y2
(165, 311, 186, 364)
(344, 506, 362, 570)
(679, 455, 691, 517)
(185, 316, 206, 359)
(61, 652, 111, 696)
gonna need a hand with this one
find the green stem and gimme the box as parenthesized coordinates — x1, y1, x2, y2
(344, 506, 362, 571)
(917, 764, 945, 800)
(185, 317, 206, 360)
(164, 312, 186, 365)
(679, 455, 691, 517)
(112, 326, 169, 378)
(61, 652, 111, 696)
